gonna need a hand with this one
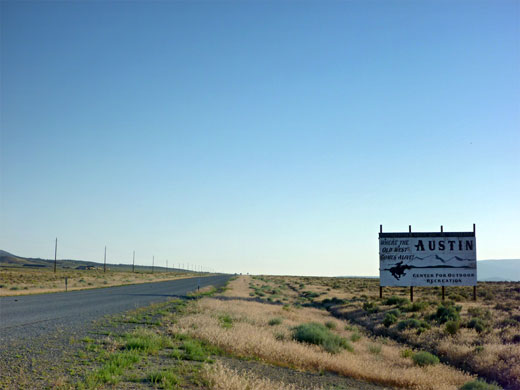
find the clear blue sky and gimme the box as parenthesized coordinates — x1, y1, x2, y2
(1, 1, 519, 276)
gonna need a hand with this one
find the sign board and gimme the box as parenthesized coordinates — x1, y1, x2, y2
(379, 232, 476, 287)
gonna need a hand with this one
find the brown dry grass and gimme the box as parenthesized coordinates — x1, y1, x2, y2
(202, 361, 318, 390)
(170, 276, 473, 390)
(0, 267, 197, 296)
(263, 275, 520, 389)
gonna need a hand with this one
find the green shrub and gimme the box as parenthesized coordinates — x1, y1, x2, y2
(412, 351, 439, 367)
(383, 313, 398, 328)
(350, 332, 361, 342)
(363, 301, 379, 314)
(468, 317, 487, 333)
(384, 296, 409, 306)
(405, 301, 429, 312)
(397, 318, 430, 332)
(268, 317, 283, 326)
(445, 320, 460, 335)
(459, 379, 501, 390)
(432, 303, 461, 324)
(292, 323, 353, 354)
(179, 339, 209, 361)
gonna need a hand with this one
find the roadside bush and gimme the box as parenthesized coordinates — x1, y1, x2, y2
(292, 322, 353, 354)
(412, 351, 439, 367)
(459, 379, 501, 390)
(402, 301, 429, 312)
(445, 320, 460, 335)
(363, 301, 379, 314)
(431, 303, 461, 324)
(350, 332, 361, 342)
(467, 317, 487, 333)
(383, 313, 398, 328)
(397, 319, 430, 333)
(384, 296, 409, 306)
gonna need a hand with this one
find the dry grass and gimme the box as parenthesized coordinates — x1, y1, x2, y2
(0, 267, 196, 296)
(170, 276, 473, 390)
(202, 361, 317, 390)
(263, 275, 520, 389)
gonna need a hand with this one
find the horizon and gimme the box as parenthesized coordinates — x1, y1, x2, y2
(1, 1, 519, 276)
(1, 247, 518, 278)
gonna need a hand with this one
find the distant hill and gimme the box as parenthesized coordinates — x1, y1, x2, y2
(477, 259, 520, 282)
(0, 249, 186, 272)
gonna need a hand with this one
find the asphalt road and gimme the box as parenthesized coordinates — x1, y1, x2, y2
(0, 274, 231, 342)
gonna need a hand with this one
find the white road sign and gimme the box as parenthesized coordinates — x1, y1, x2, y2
(379, 232, 477, 287)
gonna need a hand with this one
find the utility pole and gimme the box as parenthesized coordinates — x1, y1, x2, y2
(54, 237, 58, 273)
(152, 256, 154, 273)
(132, 250, 135, 273)
(104, 246, 106, 273)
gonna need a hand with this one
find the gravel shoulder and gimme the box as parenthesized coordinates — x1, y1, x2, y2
(0, 275, 230, 389)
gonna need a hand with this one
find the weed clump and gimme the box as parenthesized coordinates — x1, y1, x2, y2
(445, 320, 460, 335)
(148, 369, 180, 388)
(219, 314, 233, 329)
(350, 332, 361, 342)
(324, 321, 336, 330)
(412, 351, 439, 367)
(363, 301, 380, 314)
(467, 317, 487, 333)
(292, 322, 353, 354)
(268, 317, 283, 326)
(368, 344, 382, 354)
(397, 318, 430, 333)
(384, 296, 409, 306)
(383, 312, 398, 328)
(124, 330, 171, 354)
(403, 301, 429, 312)
(430, 303, 461, 324)
(400, 348, 413, 358)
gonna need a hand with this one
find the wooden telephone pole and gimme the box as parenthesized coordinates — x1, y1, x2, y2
(54, 237, 58, 273)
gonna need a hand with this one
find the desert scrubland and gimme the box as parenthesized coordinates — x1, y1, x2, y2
(3, 274, 515, 389)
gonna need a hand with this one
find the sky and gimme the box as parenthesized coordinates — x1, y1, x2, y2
(1, 1, 519, 276)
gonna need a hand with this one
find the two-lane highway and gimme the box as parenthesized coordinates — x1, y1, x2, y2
(0, 274, 231, 341)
